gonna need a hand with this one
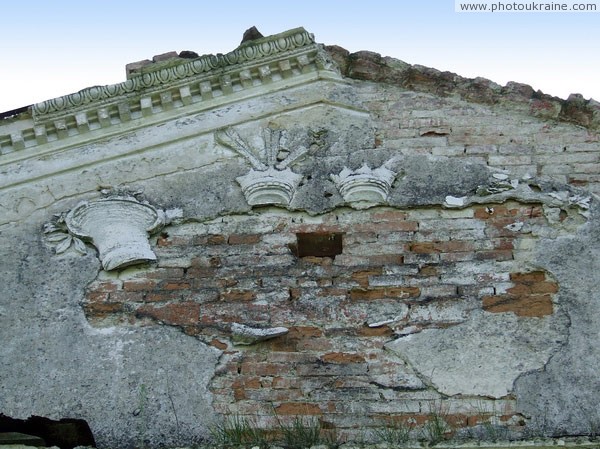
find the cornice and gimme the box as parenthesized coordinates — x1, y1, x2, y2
(0, 28, 339, 158)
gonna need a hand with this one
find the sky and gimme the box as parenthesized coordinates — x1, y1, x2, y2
(1, 0, 598, 112)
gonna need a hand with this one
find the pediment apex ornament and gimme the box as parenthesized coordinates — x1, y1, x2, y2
(215, 126, 324, 207)
(64, 197, 165, 271)
(331, 163, 397, 209)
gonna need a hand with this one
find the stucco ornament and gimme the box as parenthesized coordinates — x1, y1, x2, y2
(215, 126, 321, 206)
(64, 197, 165, 271)
(331, 163, 396, 209)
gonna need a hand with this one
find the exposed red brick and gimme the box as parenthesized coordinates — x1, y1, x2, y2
(349, 287, 420, 301)
(354, 221, 418, 232)
(88, 281, 119, 292)
(506, 284, 532, 296)
(371, 210, 409, 221)
(84, 302, 123, 317)
(239, 362, 290, 376)
(209, 339, 228, 350)
(510, 271, 547, 282)
(136, 302, 200, 325)
(143, 291, 181, 303)
(290, 326, 324, 338)
(321, 352, 365, 364)
(419, 265, 439, 276)
(436, 240, 475, 253)
(160, 281, 191, 290)
(275, 402, 322, 415)
(475, 250, 513, 261)
(530, 281, 559, 294)
(107, 291, 145, 303)
(482, 294, 554, 317)
(123, 280, 158, 291)
(86, 291, 109, 303)
(368, 254, 404, 265)
(357, 325, 394, 337)
(351, 268, 383, 287)
(228, 234, 262, 244)
(410, 242, 437, 253)
(220, 290, 257, 302)
(156, 234, 171, 246)
(316, 287, 347, 297)
(494, 238, 515, 250)
(217, 278, 238, 288)
(207, 234, 227, 245)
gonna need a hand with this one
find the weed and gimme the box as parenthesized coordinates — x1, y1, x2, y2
(209, 414, 269, 448)
(371, 420, 412, 445)
(422, 402, 452, 446)
(277, 415, 338, 449)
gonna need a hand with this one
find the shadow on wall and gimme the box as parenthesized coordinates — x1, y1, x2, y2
(0, 414, 96, 449)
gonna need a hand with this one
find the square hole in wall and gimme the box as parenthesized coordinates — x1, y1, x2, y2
(295, 232, 343, 258)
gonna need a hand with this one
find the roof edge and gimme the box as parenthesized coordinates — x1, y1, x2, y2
(326, 46, 600, 131)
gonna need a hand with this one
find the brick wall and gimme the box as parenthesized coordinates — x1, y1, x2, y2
(84, 202, 561, 440)
(354, 82, 600, 194)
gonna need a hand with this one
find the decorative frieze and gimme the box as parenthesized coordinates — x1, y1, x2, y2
(0, 28, 336, 156)
(331, 163, 397, 209)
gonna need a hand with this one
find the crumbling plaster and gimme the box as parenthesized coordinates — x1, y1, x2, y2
(1, 27, 600, 447)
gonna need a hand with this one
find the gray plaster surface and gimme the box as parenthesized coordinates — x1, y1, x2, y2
(0, 217, 219, 448)
(514, 207, 600, 435)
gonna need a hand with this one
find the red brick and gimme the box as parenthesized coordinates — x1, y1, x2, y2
(530, 281, 559, 294)
(107, 291, 145, 303)
(419, 265, 439, 276)
(228, 234, 262, 244)
(351, 268, 383, 287)
(436, 240, 475, 253)
(88, 281, 119, 292)
(206, 234, 227, 245)
(209, 339, 228, 350)
(482, 294, 553, 317)
(368, 254, 404, 265)
(353, 221, 418, 232)
(510, 271, 546, 282)
(136, 302, 200, 325)
(160, 281, 191, 290)
(275, 402, 322, 415)
(474, 205, 518, 219)
(357, 325, 394, 337)
(476, 250, 513, 261)
(371, 210, 409, 221)
(220, 290, 257, 302)
(123, 280, 158, 291)
(86, 291, 109, 303)
(84, 302, 123, 316)
(321, 352, 365, 364)
(410, 242, 438, 253)
(349, 287, 420, 301)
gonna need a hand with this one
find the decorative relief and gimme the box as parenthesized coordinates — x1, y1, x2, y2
(331, 163, 397, 209)
(231, 323, 289, 346)
(45, 196, 166, 271)
(215, 126, 327, 207)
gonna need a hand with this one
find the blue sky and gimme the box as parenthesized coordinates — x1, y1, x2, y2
(1, 0, 598, 112)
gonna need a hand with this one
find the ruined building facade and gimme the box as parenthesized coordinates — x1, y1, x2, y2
(1, 28, 600, 448)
